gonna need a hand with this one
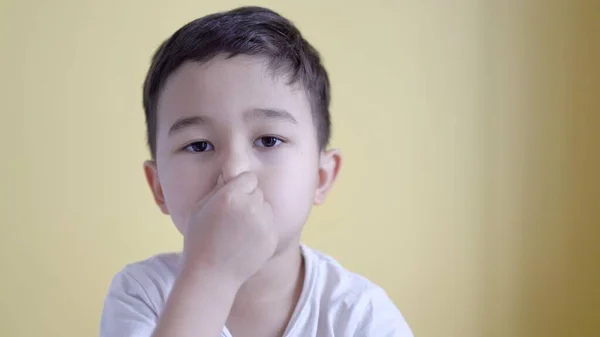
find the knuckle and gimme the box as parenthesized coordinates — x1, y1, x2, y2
(247, 202, 258, 216)
(228, 194, 243, 209)
(221, 190, 238, 207)
(217, 190, 231, 204)
(242, 172, 258, 187)
(254, 188, 264, 200)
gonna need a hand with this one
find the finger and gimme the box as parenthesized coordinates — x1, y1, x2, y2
(262, 199, 274, 222)
(222, 171, 258, 195)
(197, 174, 227, 207)
(250, 185, 263, 200)
(216, 173, 225, 188)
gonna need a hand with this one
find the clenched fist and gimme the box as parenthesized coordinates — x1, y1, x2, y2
(181, 171, 277, 286)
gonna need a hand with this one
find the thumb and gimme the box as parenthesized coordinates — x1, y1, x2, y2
(197, 174, 226, 207)
(216, 173, 225, 188)
(221, 171, 258, 195)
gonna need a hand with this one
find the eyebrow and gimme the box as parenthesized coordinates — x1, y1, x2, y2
(167, 108, 297, 137)
(168, 116, 206, 136)
(247, 108, 298, 124)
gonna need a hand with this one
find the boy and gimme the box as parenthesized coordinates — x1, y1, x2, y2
(100, 6, 413, 337)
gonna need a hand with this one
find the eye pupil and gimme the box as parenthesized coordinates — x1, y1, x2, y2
(191, 142, 208, 152)
(261, 137, 277, 147)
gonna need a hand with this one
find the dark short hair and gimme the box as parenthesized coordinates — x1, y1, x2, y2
(143, 6, 331, 158)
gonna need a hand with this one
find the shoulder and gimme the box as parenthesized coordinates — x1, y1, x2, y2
(301, 245, 413, 336)
(114, 252, 182, 291)
(301, 244, 391, 305)
(109, 252, 181, 305)
(100, 252, 182, 337)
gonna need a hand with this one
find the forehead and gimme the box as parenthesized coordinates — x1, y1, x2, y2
(156, 55, 313, 128)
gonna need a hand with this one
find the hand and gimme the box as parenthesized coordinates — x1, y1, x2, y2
(181, 171, 277, 286)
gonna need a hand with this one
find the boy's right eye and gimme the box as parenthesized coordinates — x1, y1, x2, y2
(183, 141, 214, 153)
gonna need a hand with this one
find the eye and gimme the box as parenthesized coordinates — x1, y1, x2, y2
(254, 136, 283, 148)
(183, 141, 214, 153)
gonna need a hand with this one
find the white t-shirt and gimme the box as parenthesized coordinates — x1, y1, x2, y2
(100, 244, 413, 337)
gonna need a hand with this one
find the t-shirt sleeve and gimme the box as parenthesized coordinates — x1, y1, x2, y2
(354, 287, 414, 337)
(99, 267, 158, 337)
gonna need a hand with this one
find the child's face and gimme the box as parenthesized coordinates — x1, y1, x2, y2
(144, 55, 340, 251)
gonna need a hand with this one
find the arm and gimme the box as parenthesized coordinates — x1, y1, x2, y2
(99, 262, 239, 337)
(150, 266, 240, 337)
(101, 172, 274, 337)
(151, 172, 275, 337)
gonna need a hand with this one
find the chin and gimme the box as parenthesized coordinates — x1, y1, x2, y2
(170, 217, 187, 237)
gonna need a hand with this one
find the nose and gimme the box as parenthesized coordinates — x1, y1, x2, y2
(220, 147, 251, 183)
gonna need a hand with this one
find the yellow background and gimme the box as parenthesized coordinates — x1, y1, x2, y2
(1, 1, 598, 336)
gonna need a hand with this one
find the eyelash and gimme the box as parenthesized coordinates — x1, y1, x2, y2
(182, 136, 286, 153)
(183, 141, 213, 153)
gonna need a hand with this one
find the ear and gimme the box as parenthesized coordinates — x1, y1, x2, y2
(143, 160, 169, 215)
(314, 149, 342, 205)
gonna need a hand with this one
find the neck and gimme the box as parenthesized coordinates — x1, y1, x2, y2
(233, 241, 304, 308)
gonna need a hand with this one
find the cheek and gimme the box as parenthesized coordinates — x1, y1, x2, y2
(259, 155, 319, 227)
(159, 160, 217, 232)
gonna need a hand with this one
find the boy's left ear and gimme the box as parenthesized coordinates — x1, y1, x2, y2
(314, 148, 342, 205)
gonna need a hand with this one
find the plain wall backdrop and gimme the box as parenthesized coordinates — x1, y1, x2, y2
(0, 1, 598, 336)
